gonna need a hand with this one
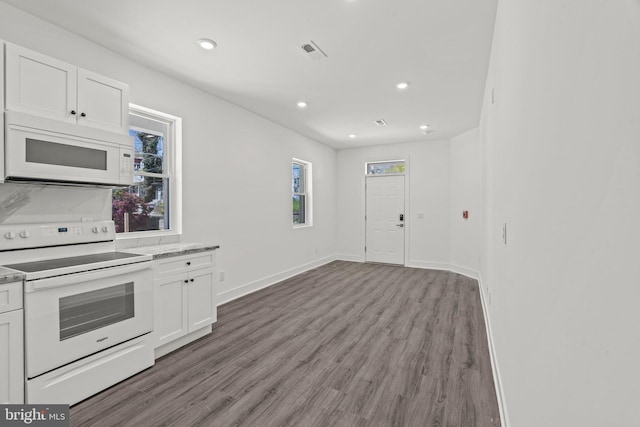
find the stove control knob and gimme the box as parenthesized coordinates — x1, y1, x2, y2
(4, 231, 16, 240)
(102, 226, 109, 233)
(19, 230, 30, 239)
(92, 226, 99, 233)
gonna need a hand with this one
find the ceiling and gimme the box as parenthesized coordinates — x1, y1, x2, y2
(2, 0, 498, 149)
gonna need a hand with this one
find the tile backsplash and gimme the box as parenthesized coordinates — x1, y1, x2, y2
(0, 183, 111, 225)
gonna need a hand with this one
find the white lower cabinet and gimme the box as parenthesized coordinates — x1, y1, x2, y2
(153, 251, 217, 357)
(0, 280, 24, 404)
(187, 268, 216, 330)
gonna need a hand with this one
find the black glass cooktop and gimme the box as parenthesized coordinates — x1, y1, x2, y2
(5, 252, 144, 273)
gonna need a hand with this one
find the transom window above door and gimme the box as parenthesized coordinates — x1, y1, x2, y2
(365, 160, 406, 175)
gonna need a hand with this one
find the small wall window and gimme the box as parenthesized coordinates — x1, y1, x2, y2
(365, 160, 406, 175)
(292, 159, 312, 226)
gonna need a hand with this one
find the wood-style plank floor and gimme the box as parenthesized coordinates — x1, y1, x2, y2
(70, 261, 501, 427)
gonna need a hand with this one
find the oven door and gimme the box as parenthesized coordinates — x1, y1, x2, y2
(24, 262, 153, 378)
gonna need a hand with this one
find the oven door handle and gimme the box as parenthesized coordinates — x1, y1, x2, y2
(25, 262, 151, 292)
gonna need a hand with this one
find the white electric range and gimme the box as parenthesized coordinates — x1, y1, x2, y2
(0, 220, 154, 405)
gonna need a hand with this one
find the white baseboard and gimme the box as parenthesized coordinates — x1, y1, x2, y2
(449, 263, 480, 280)
(406, 259, 452, 272)
(337, 258, 480, 281)
(217, 255, 336, 306)
(335, 253, 364, 262)
(477, 275, 509, 427)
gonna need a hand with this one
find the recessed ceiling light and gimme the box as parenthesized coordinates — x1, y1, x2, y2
(349, 134, 357, 139)
(297, 101, 308, 108)
(419, 124, 429, 131)
(197, 38, 217, 50)
(396, 82, 409, 90)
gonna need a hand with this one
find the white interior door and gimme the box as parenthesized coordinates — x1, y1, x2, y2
(365, 175, 405, 264)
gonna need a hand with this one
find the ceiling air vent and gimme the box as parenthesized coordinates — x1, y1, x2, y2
(374, 119, 388, 126)
(300, 41, 327, 60)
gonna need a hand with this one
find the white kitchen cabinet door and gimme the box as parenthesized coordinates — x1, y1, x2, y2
(154, 276, 188, 349)
(152, 251, 217, 356)
(0, 310, 24, 404)
(77, 68, 129, 133)
(188, 269, 215, 331)
(5, 43, 77, 124)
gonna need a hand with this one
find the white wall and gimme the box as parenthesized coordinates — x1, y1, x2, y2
(480, 1, 640, 426)
(336, 140, 451, 269)
(0, 2, 337, 302)
(450, 128, 482, 278)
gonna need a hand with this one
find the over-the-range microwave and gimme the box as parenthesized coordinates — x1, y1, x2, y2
(1, 111, 134, 186)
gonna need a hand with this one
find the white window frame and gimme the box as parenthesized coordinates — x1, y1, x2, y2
(292, 158, 312, 228)
(116, 104, 182, 239)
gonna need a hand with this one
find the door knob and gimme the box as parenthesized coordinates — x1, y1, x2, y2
(396, 224, 404, 228)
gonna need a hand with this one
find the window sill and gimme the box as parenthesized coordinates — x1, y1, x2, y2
(115, 229, 181, 249)
(293, 224, 313, 229)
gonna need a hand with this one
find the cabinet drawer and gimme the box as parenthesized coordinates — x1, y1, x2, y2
(0, 281, 23, 314)
(154, 251, 215, 276)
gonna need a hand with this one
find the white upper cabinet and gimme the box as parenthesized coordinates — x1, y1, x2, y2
(5, 43, 129, 134)
(5, 43, 77, 124)
(77, 68, 129, 133)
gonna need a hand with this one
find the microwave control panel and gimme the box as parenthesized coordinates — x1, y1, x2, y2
(120, 148, 133, 176)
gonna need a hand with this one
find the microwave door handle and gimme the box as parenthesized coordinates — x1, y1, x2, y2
(25, 262, 150, 292)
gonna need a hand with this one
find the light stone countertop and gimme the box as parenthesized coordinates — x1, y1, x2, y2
(0, 267, 25, 284)
(128, 242, 220, 260)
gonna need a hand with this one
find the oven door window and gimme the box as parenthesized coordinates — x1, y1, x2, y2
(59, 282, 134, 341)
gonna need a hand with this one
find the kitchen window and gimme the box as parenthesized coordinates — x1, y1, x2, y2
(112, 105, 182, 235)
(292, 158, 312, 226)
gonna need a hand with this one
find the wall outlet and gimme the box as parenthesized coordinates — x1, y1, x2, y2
(219, 271, 225, 282)
(417, 212, 424, 219)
